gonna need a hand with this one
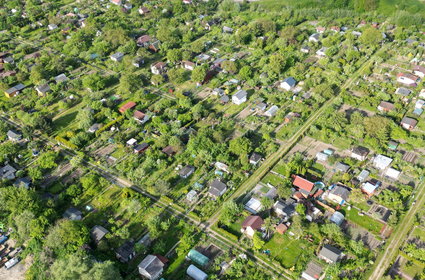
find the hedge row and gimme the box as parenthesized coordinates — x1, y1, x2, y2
(55, 136, 78, 150)
(95, 115, 124, 136)
(212, 226, 239, 242)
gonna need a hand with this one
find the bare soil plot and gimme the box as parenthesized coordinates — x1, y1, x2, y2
(94, 144, 116, 158)
(196, 87, 213, 100)
(342, 222, 383, 250)
(236, 106, 253, 120)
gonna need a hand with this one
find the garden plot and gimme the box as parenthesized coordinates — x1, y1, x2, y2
(339, 104, 375, 118)
(93, 144, 117, 158)
(196, 87, 213, 100)
(342, 222, 382, 250)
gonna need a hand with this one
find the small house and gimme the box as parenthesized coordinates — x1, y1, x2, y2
(119, 101, 136, 113)
(361, 181, 380, 197)
(397, 73, 419, 86)
(220, 95, 229, 104)
(126, 138, 137, 147)
(308, 33, 320, 43)
(35, 84, 50, 96)
(151, 62, 166, 75)
(179, 165, 195, 178)
(48, 24, 58, 30)
(4, 83, 25, 98)
(335, 162, 350, 173)
(357, 170, 370, 182)
(327, 185, 350, 205)
(280, 77, 296, 91)
(138, 255, 167, 280)
(413, 65, 425, 78)
(301, 261, 324, 280)
(139, 7, 150, 15)
(212, 88, 225, 96)
(186, 190, 198, 203)
(249, 153, 262, 165)
(316, 26, 326, 33)
(63, 207, 82, 221)
(88, 123, 102, 133)
(241, 216, 264, 238)
(385, 168, 401, 180)
(132, 57, 145, 68)
(264, 105, 279, 117)
(182, 60, 195, 71)
(292, 175, 316, 198)
(257, 102, 267, 111)
(222, 26, 233, 33)
(388, 140, 398, 150)
(284, 112, 300, 124)
(232, 90, 248, 105)
(276, 223, 288, 235)
(273, 199, 296, 220)
(134, 143, 149, 154)
(395, 87, 411, 96)
(133, 110, 149, 124)
(301, 46, 310, 53)
(316, 47, 328, 57)
(7, 130, 22, 142)
(319, 244, 342, 264)
(372, 154, 392, 170)
(377, 101, 394, 112)
(415, 99, 424, 109)
(162, 146, 176, 157)
(110, 52, 124, 62)
(54, 73, 69, 83)
(401, 117, 417, 130)
(316, 152, 329, 162)
(137, 35, 152, 47)
(14, 177, 31, 189)
(351, 146, 369, 161)
(0, 164, 17, 180)
(245, 197, 262, 214)
(116, 241, 136, 263)
(208, 179, 227, 198)
(90, 225, 109, 244)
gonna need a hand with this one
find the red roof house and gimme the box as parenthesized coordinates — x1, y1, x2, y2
(241, 216, 264, 238)
(292, 175, 316, 197)
(119, 101, 136, 114)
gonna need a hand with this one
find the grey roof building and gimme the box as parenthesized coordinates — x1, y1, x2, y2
(179, 165, 195, 179)
(208, 179, 227, 198)
(319, 244, 343, 263)
(90, 225, 109, 244)
(138, 255, 166, 280)
(63, 207, 83, 221)
(7, 130, 22, 141)
(301, 261, 324, 280)
(116, 241, 136, 263)
(0, 164, 17, 180)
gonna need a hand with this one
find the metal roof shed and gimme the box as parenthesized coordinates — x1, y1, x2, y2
(187, 249, 209, 267)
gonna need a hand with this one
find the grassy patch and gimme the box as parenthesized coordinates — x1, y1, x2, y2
(343, 207, 383, 235)
(262, 173, 285, 187)
(401, 260, 425, 278)
(272, 163, 287, 176)
(263, 234, 311, 268)
(48, 182, 65, 194)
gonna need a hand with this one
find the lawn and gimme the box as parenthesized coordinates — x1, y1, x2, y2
(272, 163, 287, 176)
(262, 173, 286, 187)
(343, 207, 384, 235)
(411, 226, 425, 242)
(52, 103, 82, 132)
(263, 234, 311, 268)
(401, 259, 425, 279)
(226, 214, 247, 238)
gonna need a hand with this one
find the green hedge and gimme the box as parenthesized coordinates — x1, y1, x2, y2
(212, 226, 239, 242)
(55, 136, 78, 149)
(95, 116, 124, 136)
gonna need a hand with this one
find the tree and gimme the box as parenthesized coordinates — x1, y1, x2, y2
(168, 68, 186, 84)
(238, 66, 253, 81)
(82, 73, 107, 91)
(359, 27, 382, 46)
(295, 204, 306, 217)
(14, 210, 36, 244)
(261, 197, 273, 211)
(229, 137, 252, 157)
(151, 74, 164, 86)
(222, 60, 238, 74)
(45, 220, 89, 253)
(50, 253, 122, 280)
(29, 65, 46, 85)
(167, 49, 182, 63)
(219, 200, 242, 226)
(0, 142, 19, 164)
(118, 74, 140, 94)
(37, 151, 58, 169)
(252, 232, 265, 250)
(191, 65, 207, 83)
(349, 188, 365, 204)
(76, 109, 94, 130)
